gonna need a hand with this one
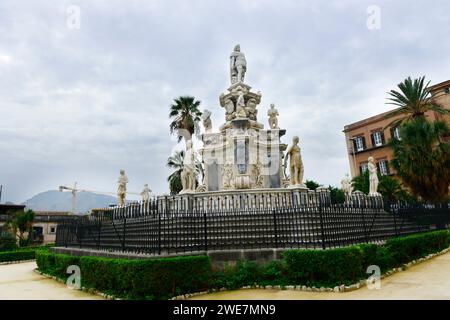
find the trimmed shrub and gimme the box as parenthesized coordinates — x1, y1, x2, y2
(212, 261, 262, 290)
(81, 255, 211, 299)
(384, 230, 449, 266)
(36, 230, 450, 298)
(35, 250, 211, 300)
(0, 249, 35, 262)
(283, 246, 366, 287)
(0, 233, 18, 252)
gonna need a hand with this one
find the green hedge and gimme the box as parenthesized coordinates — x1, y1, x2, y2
(212, 230, 450, 289)
(384, 230, 449, 266)
(35, 230, 450, 298)
(0, 233, 18, 251)
(283, 246, 366, 287)
(0, 248, 36, 262)
(36, 250, 211, 300)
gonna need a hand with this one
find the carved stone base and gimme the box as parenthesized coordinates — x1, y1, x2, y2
(234, 175, 251, 189)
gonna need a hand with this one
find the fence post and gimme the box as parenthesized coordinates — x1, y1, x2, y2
(158, 212, 162, 255)
(272, 210, 278, 248)
(318, 195, 326, 250)
(203, 211, 208, 252)
(122, 208, 127, 252)
(97, 219, 102, 250)
(391, 201, 398, 236)
(361, 196, 369, 243)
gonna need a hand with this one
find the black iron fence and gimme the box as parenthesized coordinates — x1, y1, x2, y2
(55, 194, 450, 254)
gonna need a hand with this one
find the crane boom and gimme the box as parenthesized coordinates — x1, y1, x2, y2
(59, 182, 146, 214)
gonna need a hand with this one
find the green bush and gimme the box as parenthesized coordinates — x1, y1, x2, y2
(212, 230, 450, 289)
(0, 232, 18, 252)
(35, 250, 211, 300)
(212, 261, 262, 290)
(35, 230, 450, 298)
(0, 249, 35, 262)
(283, 246, 366, 287)
(35, 248, 56, 273)
(384, 230, 449, 266)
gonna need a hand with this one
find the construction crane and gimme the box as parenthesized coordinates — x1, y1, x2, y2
(58, 182, 143, 214)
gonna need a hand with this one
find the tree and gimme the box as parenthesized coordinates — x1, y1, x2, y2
(328, 186, 345, 204)
(385, 76, 448, 127)
(169, 96, 202, 142)
(390, 117, 450, 202)
(351, 170, 370, 195)
(378, 175, 410, 202)
(305, 179, 320, 190)
(0, 232, 17, 251)
(5, 209, 35, 246)
(167, 150, 185, 195)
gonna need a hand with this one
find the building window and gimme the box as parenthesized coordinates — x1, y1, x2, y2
(445, 87, 450, 94)
(359, 163, 368, 175)
(353, 136, 366, 152)
(371, 131, 385, 147)
(378, 160, 390, 176)
(392, 126, 401, 140)
(49, 226, 56, 234)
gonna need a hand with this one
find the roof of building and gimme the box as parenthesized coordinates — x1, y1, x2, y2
(429, 79, 450, 92)
(34, 211, 71, 216)
(343, 79, 450, 132)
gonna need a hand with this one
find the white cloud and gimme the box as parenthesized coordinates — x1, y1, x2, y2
(0, 0, 449, 203)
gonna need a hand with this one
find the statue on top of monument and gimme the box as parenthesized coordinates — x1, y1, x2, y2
(368, 156, 380, 196)
(223, 98, 236, 121)
(180, 140, 198, 194)
(230, 44, 247, 85)
(202, 109, 212, 133)
(267, 103, 279, 129)
(235, 90, 247, 118)
(341, 174, 353, 203)
(117, 169, 129, 206)
(140, 183, 151, 202)
(245, 98, 258, 121)
(284, 136, 304, 187)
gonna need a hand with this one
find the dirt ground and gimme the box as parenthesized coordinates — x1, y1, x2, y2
(0, 261, 104, 300)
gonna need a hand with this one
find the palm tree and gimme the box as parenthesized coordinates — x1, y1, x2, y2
(167, 150, 185, 195)
(5, 209, 35, 246)
(390, 117, 450, 202)
(385, 76, 448, 127)
(378, 175, 409, 202)
(169, 96, 202, 142)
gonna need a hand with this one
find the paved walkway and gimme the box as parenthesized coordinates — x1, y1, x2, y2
(191, 251, 450, 300)
(0, 261, 104, 300)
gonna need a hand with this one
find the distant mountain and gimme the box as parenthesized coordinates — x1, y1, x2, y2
(23, 190, 119, 214)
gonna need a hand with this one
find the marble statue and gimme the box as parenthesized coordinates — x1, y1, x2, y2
(180, 140, 198, 193)
(235, 90, 247, 118)
(230, 44, 247, 84)
(224, 98, 236, 121)
(341, 174, 353, 203)
(245, 98, 258, 121)
(202, 109, 212, 133)
(368, 157, 380, 196)
(251, 162, 264, 188)
(284, 136, 304, 187)
(267, 103, 279, 129)
(140, 184, 151, 202)
(117, 169, 129, 206)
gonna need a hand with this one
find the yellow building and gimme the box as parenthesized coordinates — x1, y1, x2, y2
(343, 79, 450, 178)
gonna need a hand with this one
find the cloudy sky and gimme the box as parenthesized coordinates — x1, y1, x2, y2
(1, 0, 449, 204)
